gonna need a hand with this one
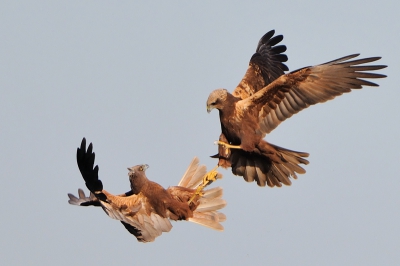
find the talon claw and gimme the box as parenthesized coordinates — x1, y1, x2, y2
(215, 140, 241, 150)
(188, 165, 220, 204)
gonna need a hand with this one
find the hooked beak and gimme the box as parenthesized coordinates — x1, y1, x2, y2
(207, 105, 212, 113)
(141, 164, 149, 171)
(127, 164, 149, 173)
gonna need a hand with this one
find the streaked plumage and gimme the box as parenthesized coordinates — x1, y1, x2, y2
(68, 138, 226, 243)
(207, 30, 387, 187)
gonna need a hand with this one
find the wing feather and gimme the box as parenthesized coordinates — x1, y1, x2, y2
(72, 138, 172, 243)
(232, 30, 289, 99)
(71, 139, 226, 240)
(239, 54, 386, 134)
(98, 192, 172, 243)
(68, 189, 100, 206)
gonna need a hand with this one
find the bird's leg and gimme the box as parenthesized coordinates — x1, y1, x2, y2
(188, 165, 220, 204)
(214, 140, 242, 149)
(201, 165, 219, 186)
(188, 187, 204, 205)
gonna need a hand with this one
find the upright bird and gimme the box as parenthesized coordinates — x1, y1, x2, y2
(206, 30, 387, 187)
(68, 138, 226, 243)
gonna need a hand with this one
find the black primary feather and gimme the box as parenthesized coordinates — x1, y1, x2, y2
(76, 138, 105, 200)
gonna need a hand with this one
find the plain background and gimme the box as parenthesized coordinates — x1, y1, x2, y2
(1, 1, 399, 265)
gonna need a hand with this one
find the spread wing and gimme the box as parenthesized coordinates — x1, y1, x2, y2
(70, 138, 172, 243)
(232, 30, 289, 99)
(96, 192, 172, 243)
(68, 188, 101, 207)
(239, 54, 387, 135)
(68, 188, 172, 243)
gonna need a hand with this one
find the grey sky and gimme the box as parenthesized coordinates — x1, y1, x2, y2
(1, 1, 399, 265)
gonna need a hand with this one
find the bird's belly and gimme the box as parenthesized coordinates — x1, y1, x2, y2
(222, 117, 261, 146)
(222, 120, 249, 145)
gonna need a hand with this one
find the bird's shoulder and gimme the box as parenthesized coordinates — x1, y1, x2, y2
(141, 180, 169, 198)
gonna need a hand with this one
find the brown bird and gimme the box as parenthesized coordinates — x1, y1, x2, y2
(206, 29, 387, 187)
(68, 138, 226, 243)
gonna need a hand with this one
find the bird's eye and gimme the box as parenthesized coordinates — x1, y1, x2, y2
(139, 167, 143, 171)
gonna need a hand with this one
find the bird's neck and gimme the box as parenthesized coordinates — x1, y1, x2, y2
(219, 93, 238, 115)
(130, 176, 148, 194)
(219, 93, 240, 115)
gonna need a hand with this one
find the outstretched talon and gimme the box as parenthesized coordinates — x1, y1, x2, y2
(214, 140, 242, 150)
(188, 166, 220, 204)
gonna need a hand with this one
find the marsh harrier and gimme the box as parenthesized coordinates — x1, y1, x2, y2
(207, 30, 387, 187)
(68, 138, 226, 242)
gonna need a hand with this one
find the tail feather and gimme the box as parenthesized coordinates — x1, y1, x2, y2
(177, 157, 200, 187)
(217, 213, 227, 222)
(192, 185, 226, 230)
(270, 144, 309, 185)
(177, 157, 207, 189)
(229, 142, 309, 187)
(196, 198, 227, 212)
(189, 211, 227, 231)
(189, 216, 224, 231)
(185, 165, 207, 189)
(277, 147, 309, 172)
(270, 164, 287, 186)
(177, 157, 227, 231)
(282, 161, 306, 175)
(202, 187, 223, 199)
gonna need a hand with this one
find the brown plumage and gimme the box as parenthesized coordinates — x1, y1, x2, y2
(206, 29, 387, 187)
(127, 164, 198, 221)
(68, 138, 226, 243)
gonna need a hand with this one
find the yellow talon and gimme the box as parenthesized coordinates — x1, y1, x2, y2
(214, 140, 242, 150)
(202, 165, 219, 185)
(188, 166, 220, 204)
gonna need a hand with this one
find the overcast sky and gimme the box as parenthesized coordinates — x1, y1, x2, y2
(1, 1, 399, 265)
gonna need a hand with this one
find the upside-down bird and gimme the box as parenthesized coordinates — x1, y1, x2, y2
(68, 138, 226, 243)
(206, 29, 387, 187)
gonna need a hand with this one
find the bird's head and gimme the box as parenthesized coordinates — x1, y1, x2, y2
(206, 89, 228, 113)
(127, 164, 149, 193)
(127, 164, 149, 175)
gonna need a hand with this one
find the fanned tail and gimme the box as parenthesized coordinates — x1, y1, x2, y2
(226, 141, 309, 187)
(189, 187, 226, 231)
(267, 142, 309, 185)
(177, 157, 208, 188)
(175, 157, 227, 231)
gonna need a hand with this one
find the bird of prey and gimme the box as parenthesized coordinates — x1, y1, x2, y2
(68, 138, 226, 243)
(206, 29, 387, 187)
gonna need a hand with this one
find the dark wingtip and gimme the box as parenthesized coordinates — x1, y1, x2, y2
(79, 138, 86, 153)
(87, 142, 93, 154)
(261, 29, 275, 41)
(268, 35, 284, 46)
(94, 165, 99, 175)
(256, 30, 275, 51)
(76, 138, 103, 194)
